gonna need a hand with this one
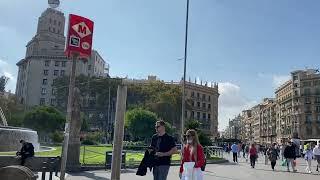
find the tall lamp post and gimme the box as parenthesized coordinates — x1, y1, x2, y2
(181, 0, 190, 139)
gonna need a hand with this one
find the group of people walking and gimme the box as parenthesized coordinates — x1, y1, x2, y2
(227, 140, 320, 174)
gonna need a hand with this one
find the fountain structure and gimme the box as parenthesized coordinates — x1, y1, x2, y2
(0, 107, 40, 152)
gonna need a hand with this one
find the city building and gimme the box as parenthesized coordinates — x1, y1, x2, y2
(251, 104, 265, 144)
(227, 115, 241, 140)
(15, 6, 108, 108)
(241, 110, 253, 142)
(259, 98, 277, 144)
(184, 80, 219, 138)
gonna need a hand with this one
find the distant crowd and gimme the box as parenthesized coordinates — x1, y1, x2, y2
(222, 140, 320, 174)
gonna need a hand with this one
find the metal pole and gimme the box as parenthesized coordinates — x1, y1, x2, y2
(111, 85, 127, 180)
(107, 85, 111, 142)
(60, 53, 78, 180)
(181, 0, 190, 138)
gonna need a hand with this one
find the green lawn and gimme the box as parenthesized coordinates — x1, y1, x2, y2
(0, 145, 219, 165)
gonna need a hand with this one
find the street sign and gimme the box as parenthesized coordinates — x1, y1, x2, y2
(65, 14, 94, 58)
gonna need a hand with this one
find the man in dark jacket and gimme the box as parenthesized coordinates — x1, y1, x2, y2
(283, 141, 297, 172)
(16, 140, 34, 165)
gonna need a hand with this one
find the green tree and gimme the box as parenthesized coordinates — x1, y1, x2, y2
(23, 106, 65, 134)
(185, 119, 212, 146)
(0, 95, 25, 126)
(125, 108, 158, 141)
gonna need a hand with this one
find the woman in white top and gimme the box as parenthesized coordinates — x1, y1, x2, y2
(304, 144, 313, 173)
(313, 143, 320, 173)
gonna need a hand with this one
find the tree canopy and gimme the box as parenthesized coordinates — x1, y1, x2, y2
(125, 108, 158, 141)
(23, 106, 65, 134)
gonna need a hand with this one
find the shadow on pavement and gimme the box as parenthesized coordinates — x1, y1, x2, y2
(253, 167, 319, 176)
(204, 171, 242, 180)
(69, 172, 110, 180)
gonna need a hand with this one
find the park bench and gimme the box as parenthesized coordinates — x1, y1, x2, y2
(0, 156, 61, 179)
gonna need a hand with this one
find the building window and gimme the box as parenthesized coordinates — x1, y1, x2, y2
(62, 61, 66, 67)
(52, 89, 56, 95)
(316, 106, 320, 113)
(202, 103, 206, 108)
(202, 94, 206, 101)
(191, 101, 194, 107)
(208, 104, 211, 109)
(42, 79, 48, 85)
(316, 97, 320, 103)
(294, 83, 298, 88)
(315, 80, 320, 86)
(304, 88, 311, 95)
(53, 27, 55, 33)
(55, 61, 60, 66)
(45, 60, 50, 67)
(197, 102, 200, 107)
(208, 96, 211, 101)
(41, 88, 47, 95)
(197, 93, 200, 98)
(58, 21, 61, 26)
(306, 115, 312, 124)
(191, 111, 194, 118)
(60, 70, 65, 76)
(54, 70, 59, 76)
(303, 81, 312, 87)
(40, 98, 45, 105)
(51, 99, 56, 106)
(49, 18, 52, 24)
(88, 65, 92, 70)
(197, 112, 200, 119)
(305, 97, 311, 104)
(316, 88, 320, 95)
(191, 92, 194, 97)
(294, 90, 298, 96)
(202, 113, 206, 120)
(43, 70, 49, 76)
(208, 114, 211, 120)
(306, 126, 312, 136)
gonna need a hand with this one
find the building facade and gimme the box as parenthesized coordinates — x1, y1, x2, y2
(260, 98, 277, 144)
(251, 104, 265, 144)
(241, 110, 253, 142)
(184, 80, 219, 138)
(15, 7, 108, 108)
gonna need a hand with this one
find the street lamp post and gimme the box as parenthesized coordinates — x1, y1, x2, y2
(181, 0, 189, 139)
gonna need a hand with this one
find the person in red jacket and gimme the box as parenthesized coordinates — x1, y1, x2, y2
(249, 143, 258, 168)
(179, 129, 205, 180)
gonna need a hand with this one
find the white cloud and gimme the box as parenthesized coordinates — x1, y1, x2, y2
(272, 75, 291, 88)
(257, 72, 291, 88)
(0, 58, 17, 93)
(218, 82, 257, 131)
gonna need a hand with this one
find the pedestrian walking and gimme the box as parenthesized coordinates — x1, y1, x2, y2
(283, 141, 297, 172)
(280, 144, 285, 161)
(249, 144, 258, 168)
(313, 143, 320, 173)
(179, 129, 205, 180)
(238, 143, 242, 158)
(150, 120, 178, 180)
(245, 144, 250, 162)
(267, 143, 279, 171)
(304, 144, 313, 174)
(242, 143, 246, 158)
(231, 143, 239, 163)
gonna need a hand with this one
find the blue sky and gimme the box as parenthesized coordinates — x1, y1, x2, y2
(1, 0, 320, 130)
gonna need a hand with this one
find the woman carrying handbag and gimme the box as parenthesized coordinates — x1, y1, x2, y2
(179, 129, 205, 180)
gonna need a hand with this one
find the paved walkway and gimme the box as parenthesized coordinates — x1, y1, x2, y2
(67, 154, 320, 180)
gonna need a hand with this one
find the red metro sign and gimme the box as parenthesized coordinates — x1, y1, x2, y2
(65, 14, 94, 58)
